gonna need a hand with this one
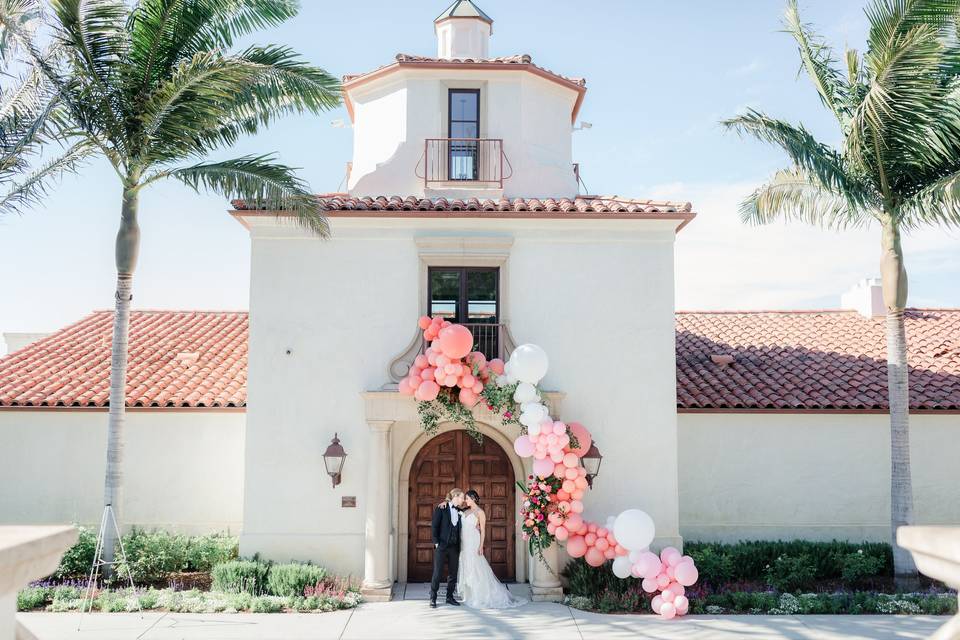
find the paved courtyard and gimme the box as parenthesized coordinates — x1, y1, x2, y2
(18, 600, 947, 640)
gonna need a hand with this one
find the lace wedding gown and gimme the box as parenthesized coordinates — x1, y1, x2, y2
(455, 512, 527, 609)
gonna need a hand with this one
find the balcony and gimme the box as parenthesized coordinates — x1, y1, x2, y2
(386, 322, 517, 388)
(416, 138, 513, 189)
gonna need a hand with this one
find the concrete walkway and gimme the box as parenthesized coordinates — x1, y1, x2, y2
(18, 601, 946, 640)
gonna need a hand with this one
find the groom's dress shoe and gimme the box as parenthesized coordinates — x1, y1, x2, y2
(445, 598, 461, 606)
(429, 600, 437, 608)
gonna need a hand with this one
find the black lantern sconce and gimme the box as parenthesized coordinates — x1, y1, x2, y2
(323, 433, 347, 488)
(581, 441, 603, 488)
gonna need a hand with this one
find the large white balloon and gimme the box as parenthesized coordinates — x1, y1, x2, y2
(513, 382, 540, 404)
(613, 509, 656, 551)
(612, 555, 633, 579)
(509, 344, 549, 384)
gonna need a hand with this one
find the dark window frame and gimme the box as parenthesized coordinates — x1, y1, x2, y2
(427, 266, 500, 325)
(448, 89, 481, 181)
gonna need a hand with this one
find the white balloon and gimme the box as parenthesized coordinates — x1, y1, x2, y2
(629, 550, 643, 563)
(612, 555, 633, 579)
(495, 375, 508, 387)
(527, 421, 542, 436)
(513, 382, 539, 404)
(509, 344, 549, 384)
(613, 509, 656, 551)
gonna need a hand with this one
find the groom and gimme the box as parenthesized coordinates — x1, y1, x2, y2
(429, 488, 464, 608)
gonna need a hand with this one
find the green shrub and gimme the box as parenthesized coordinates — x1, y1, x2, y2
(266, 563, 328, 597)
(115, 529, 189, 584)
(54, 527, 97, 579)
(211, 559, 271, 595)
(184, 534, 238, 572)
(250, 595, 286, 613)
(840, 551, 885, 587)
(688, 546, 735, 585)
(765, 555, 817, 592)
(566, 595, 594, 610)
(563, 557, 637, 597)
(17, 587, 51, 611)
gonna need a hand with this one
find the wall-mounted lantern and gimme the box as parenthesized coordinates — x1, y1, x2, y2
(323, 434, 347, 488)
(582, 441, 603, 489)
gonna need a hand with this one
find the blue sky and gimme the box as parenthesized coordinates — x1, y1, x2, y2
(2, 0, 959, 347)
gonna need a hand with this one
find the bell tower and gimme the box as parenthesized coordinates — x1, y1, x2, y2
(435, 0, 493, 60)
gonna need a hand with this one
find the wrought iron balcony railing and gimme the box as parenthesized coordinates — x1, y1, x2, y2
(415, 138, 513, 188)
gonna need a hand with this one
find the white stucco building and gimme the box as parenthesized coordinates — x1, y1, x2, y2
(1, 1, 958, 603)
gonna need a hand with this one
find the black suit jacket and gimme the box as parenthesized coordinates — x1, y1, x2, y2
(431, 503, 462, 549)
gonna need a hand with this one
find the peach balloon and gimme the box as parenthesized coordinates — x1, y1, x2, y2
(571, 489, 585, 500)
(576, 522, 589, 535)
(584, 533, 597, 546)
(417, 380, 441, 401)
(472, 382, 483, 394)
(554, 463, 567, 477)
(595, 538, 609, 552)
(488, 358, 505, 375)
(562, 480, 576, 493)
(550, 450, 564, 463)
(458, 388, 478, 406)
(585, 547, 605, 567)
(615, 544, 627, 556)
(570, 500, 584, 514)
(418, 316, 432, 330)
(566, 535, 587, 558)
(568, 422, 592, 457)
(556, 489, 570, 501)
(588, 523, 597, 533)
(604, 548, 617, 559)
(564, 467, 579, 480)
(555, 526, 569, 541)
(597, 527, 608, 538)
(563, 452, 580, 468)
(437, 324, 474, 359)
(558, 501, 571, 513)
(565, 513, 583, 531)
(547, 522, 556, 535)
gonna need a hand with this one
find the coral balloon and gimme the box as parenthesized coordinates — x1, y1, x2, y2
(437, 324, 474, 359)
(584, 533, 597, 546)
(458, 387, 478, 406)
(567, 535, 587, 558)
(417, 380, 440, 401)
(604, 547, 617, 559)
(555, 526, 569, 541)
(513, 436, 535, 458)
(594, 538, 609, 552)
(565, 513, 583, 532)
(562, 452, 580, 469)
(418, 316, 432, 330)
(567, 422, 592, 457)
(570, 500, 584, 514)
(488, 358, 505, 375)
(564, 467, 579, 480)
(585, 547, 605, 567)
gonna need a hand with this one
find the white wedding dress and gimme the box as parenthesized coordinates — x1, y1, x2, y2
(455, 511, 526, 609)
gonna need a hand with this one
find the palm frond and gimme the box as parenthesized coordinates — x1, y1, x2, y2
(901, 166, 960, 227)
(721, 109, 864, 200)
(0, 139, 92, 214)
(783, 0, 851, 123)
(740, 168, 874, 229)
(161, 154, 328, 236)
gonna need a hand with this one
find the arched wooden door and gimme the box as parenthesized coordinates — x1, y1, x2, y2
(408, 430, 516, 582)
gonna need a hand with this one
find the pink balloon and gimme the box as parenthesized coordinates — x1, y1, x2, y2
(552, 421, 566, 436)
(666, 582, 685, 597)
(557, 501, 571, 513)
(437, 324, 474, 359)
(513, 436, 535, 458)
(414, 354, 429, 368)
(661, 589, 675, 603)
(547, 522, 556, 535)
(584, 533, 597, 546)
(566, 535, 587, 558)
(656, 573, 671, 589)
(564, 467, 579, 480)
(674, 562, 699, 587)
(575, 522, 588, 535)
(444, 375, 458, 387)
(615, 545, 627, 556)
(595, 538, 609, 552)
(460, 373, 476, 388)
(585, 547, 605, 567)
(641, 577, 658, 592)
(550, 450, 564, 463)
(565, 513, 583, 532)
(651, 595, 663, 613)
(674, 595, 689, 615)
(398, 377, 414, 395)
(548, 512, 564, 526)
(659, 602, 676, 619)
(562, 479, 576, 493)
(604, 548, 617, 559)
(597, 527, 608, 538)
(417, 380, 440, 401)
(665, 565, 676, 580)
(661, 547, 682, 567)
(472, 381, 483, 394)
(563, 452, 580, 468)
(570, 500, 584, 514)
(532, 457, 555, 477)
(587, 523, 597, 533)
(424, 367, 437, 381)
(635, 552, 662, 580)
(528, 432, 540, 444)
(557, 433, 570, 448)
(555, 526, 569, 541)
(488, 358, 505, 375)
(567, 422, 592, 457)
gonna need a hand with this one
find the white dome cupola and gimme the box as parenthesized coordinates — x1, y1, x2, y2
(435, 0, 493, 60)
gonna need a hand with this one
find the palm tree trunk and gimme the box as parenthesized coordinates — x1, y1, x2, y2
(101, 184, 141, 575)
(880, 219, 917, 585)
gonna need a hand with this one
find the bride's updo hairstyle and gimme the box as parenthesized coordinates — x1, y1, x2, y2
(465, 489, 481, 505)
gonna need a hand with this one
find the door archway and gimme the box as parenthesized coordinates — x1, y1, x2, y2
(407, 430, 516, 582)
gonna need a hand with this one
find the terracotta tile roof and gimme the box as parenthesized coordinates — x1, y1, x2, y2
(231, 195, 693, 214)
(0, 311, 246, 408)
(343, 53, 586, 88)
(676, 309, 960, 411)
(4, 309, 957, 411)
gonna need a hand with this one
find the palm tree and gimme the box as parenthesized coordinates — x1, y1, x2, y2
(723, 0, 960, 583)
(0, 0, 86, 212)
(0, 0, 339, 569)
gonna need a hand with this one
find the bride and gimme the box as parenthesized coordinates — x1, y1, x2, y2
(455, 489, 527, 609)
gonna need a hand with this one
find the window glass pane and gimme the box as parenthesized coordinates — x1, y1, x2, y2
(466, 270, 497, 322)
(429, 270, 460, 319)
(450, 122, 478, 139)
(450, 91, 478, 121)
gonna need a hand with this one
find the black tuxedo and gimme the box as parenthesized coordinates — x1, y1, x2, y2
(429, 503, 462, 602)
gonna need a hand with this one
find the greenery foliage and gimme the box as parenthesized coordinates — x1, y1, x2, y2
(210, 559, 272, 595)
(265, 563, 328, 598)
(417, 380, 519, 442)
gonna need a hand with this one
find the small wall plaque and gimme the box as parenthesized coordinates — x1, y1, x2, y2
(341, 496, 357, 508)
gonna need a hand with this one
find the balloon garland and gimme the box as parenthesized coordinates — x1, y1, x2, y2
(400, 318, 699, 618)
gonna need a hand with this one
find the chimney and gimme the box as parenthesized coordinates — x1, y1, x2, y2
(3, 332, 50, 355)
(841, 278, 886, 318)
(435, 0, 493, 60)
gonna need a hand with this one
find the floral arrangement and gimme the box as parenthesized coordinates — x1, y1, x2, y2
(400, 317, 701, 618)
(399, 316, 518, 440)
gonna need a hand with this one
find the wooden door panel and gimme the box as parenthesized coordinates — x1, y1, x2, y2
(408, 431, 515, 582)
